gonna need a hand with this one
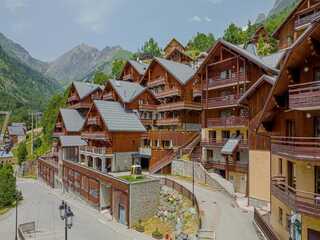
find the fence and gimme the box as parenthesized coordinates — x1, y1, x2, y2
(254, 209, 279, 240)
(160, 177, 202, 229)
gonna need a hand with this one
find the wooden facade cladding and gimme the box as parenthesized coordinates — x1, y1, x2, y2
(163, 38, 185, 56)
(120, 62, 144, 82)
(289, 81, 320, 110)
(165, 48, 193, 64)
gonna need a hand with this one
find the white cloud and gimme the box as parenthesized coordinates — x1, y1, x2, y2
(65, 0, 123, 34)
(189, 16, 212, 23)
(5, 0, 27, 13)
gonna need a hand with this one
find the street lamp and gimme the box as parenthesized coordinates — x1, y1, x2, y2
(59, 201, 74, 240)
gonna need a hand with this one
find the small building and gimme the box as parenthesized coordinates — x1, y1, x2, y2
(119, 60, 149, 82)
(7, 124, 26, 144)
(0, 150, 14, 165)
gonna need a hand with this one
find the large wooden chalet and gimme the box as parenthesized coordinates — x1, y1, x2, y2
(120, 60, 148, 82)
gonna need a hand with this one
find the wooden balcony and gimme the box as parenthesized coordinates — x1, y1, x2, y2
(154, 88, 181, 99)
(205, 94, 240, 109)
(141, 119, 154, 126)
(289, 81, 320, 110)
(91, 93, 100, 100)
(271, 136, 320, 161)
(157, 101, 202, 112)
(55, 122, 63, 128)
(147, 77, 166, 88)
(156, 118, 182, 126)
(123, 74, 133, 81)
(295, 11, 320, 29)
(139, 103, 157, 111)
(272, 176, 320, 218)
(193, 89, 202, 98)
(68, 95, 78, 103)
(80, 146, 112, 156)
(207, 73, 247, 90)
(87, 117, 101, 126)
(207, 116, 248, 128)
(204, 161, 248, 173)
(201, 138, 248, 149)
(69, 102, 92, 109)
(103, 92, 113, 101)
(81, 132, 110, 141)
(53, 131, 64, 138)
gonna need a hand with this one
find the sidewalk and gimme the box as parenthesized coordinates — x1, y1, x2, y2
(167, 177, 260, 240)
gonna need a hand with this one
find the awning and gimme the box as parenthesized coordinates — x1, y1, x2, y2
(59, 136, 87, 147)
(221, 138, 240, 155)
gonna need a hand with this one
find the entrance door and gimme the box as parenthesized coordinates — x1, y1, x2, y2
(288, 161, 296, 189)
(119, 204, 126, 225)
(308, 229, 320, 240)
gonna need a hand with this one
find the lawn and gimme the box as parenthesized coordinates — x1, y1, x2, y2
(119, 175, 146, 183)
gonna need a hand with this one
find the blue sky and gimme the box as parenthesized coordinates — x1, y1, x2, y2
(0, 0, 275, 61)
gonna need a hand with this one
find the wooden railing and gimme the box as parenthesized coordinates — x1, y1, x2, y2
(157, 101, 202, 112)
(271, 136, 320, 161)
(87, 117, 100, 126)
(156, 118, 181, 126)
(139, 103, 158, 111)
(91, 93, 100, 100)
(193, 88, 202, 98)
(295, 11, 320, 29)
(271, 176, 320, 217)
(147, 77, 166, 88)
(204, 161, 248, 173)
(205, 94, 241, 109)
(123, 74, 133, 81)
(154, 88, 181, 99)
(103, 92, 113, 101)
(68, 95, 78, 103)
(207, 116, 248, 127)
(80, 146, 111, 155)
(201, 138, 248, 148)
(207, 73, 246, 89)
(160, 178, 202, 229)
(254, 209, 279, 240)
(141, 119, 154, 125)
(289, 81, 320, 110)
(55, 122, 63, 128)
(81, 132, 110, 141)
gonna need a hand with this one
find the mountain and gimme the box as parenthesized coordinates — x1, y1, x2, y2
(268, 0, 299, 17)
(45, 44, 132, 85)
(0, 44, 61, 119)
(0, 33, 49, 73)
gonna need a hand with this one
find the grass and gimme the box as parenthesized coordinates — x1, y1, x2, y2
(119, 175, 146, 183)
(0, 207, 11, 215)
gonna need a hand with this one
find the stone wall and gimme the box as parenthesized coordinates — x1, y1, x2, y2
(112, 152, 136, 172)
(129, 178, 160, 227)
(172, 160, 235, 197)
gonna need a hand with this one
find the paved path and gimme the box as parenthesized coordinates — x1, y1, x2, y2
(0, 178, 152, 240)
(169, 177, 260, 240)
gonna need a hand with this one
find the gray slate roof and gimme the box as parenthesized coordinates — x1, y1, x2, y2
(8, 126, 25, 136)
(94, 100, 146, 132)
(261, 50, 287, 69)
(59, 136, 87, 147)
(154, 57, 196, 85)
(129, 60, 148, 75)
(109, 80, 146, 103)
(60, 109, 85, 132)
(73, 81, 103, 99)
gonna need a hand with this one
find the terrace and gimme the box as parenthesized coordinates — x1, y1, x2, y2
(205, 94, 241, 109)
(295, 10, 320, 29)
(157, 101, 202, 112)
(147, 77, 166, 88)
(154, 88, 181, 99)
(289, 81, 320, 110)
(201, 138, 248, 149)
(207, 72, 247, 90)
(207, 116, 248, 128)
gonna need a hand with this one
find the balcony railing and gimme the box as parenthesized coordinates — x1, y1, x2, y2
(123, 74, 133, 81)
(139, 147, 152, 156)
(201, 138, 248, 149)
(207, 73, 246, 89)
(103, 92, 113, 101)
(68, 95, 78, 103)
(295, 11, 320, 29)
(193, 88, 202, 98)
(55, 122, 63, 128)
(87, 117, 100, 126)
(207, 116, 248, 128)
(156, 118, 181, 126)
(80, 146, 112, 155)
(271, 136, 320, 161)
(147, 77, 166, 88)
(81, 132, 110, 141)
(157, 101, 202, 112)
(204, 161, 248, 173)
(91, 93, 100, 100)
(141, 119, 154, 125)
(289, 81, 320, 110)
(53, 131, 64, 138)
(154, 88, 181, 99)
(205, 94, 241, 109)
(272, 176, 320, 218)
(139, 103, 157, 111)
(69, 102, 92, 109)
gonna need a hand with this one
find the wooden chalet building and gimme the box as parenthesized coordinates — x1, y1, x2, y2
(163, 38, 193, 65)
(273, 0, 320, 50)
(257, 19, 320, 240)
(163, 38, 186, 56)
(67, 81, 103, 113)
(119, 60, 148, 82)
(197, 39, 280, 194)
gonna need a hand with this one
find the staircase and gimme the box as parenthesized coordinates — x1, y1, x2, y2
(191, 143, 202, 162)
(149, 150, 176, 174)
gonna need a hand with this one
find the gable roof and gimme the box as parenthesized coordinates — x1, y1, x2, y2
(165, 47, 193, 61)
(128, 60, 149, 75)
(8, 126, 25, 136)
(108, 80, 147, 103)
(148, 57, 196, 85)
(261, 50, 288, 69)
(72, 81, 103, 100)
(94, 100, 146, 132)
(239, 75, 277, 104)
(59, 135, 87, 147)
(60, 109, 85, 132)
(163, 38, 185, 52)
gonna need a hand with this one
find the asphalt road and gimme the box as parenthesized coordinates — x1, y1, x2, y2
(0, 179, 152, 240)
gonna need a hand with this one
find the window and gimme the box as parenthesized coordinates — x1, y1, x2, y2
(314, 117, 320, 137)
(209, 131, 216, 140)
(222, 130, 230, 140)
(279, 158, 283, 175)
(278, 207, 283, 225)
(314, 68, 320, 82)
(286, 214, 290, 231)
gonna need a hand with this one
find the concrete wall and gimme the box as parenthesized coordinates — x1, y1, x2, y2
(129, 179, 160, 227)
(249, 150, 270, 207)
(302, 214, 320, 240)
(270, 195, 290, 240)
(112, 152, 136, 172)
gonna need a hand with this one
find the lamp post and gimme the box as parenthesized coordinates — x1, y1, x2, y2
(59, 201, 74, 240)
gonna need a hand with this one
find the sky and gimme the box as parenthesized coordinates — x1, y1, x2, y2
(0, 0, 275, 61)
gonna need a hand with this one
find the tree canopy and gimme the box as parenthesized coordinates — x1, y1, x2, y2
(187, 32, 216, 53)
(93, 71, 111, 85)
(17, 142, 28, 166)
(111, 59, 126, 79)
(0, 164, 16, 208)
(140, 38, 162, 57)
(223, 23, 247, 45)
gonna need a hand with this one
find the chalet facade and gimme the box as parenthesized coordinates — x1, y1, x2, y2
(273, 0, 320, 49)
(197, 39, 280, 194)
(258, 20, 320, 240)
(120, 60, 148, 82)
(163, 38, 186, 56)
